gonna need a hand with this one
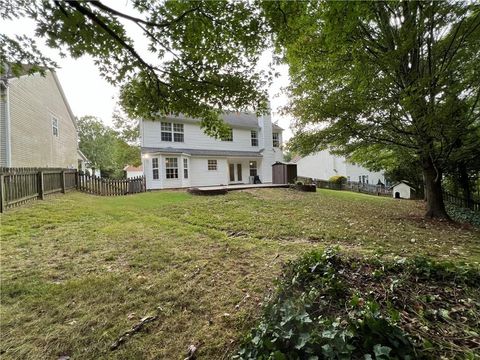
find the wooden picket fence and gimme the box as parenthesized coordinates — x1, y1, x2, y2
(0, 167, 145, 213)
(77, 173, 145, 196)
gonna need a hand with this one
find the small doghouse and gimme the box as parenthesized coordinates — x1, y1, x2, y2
(272, 162, 297, 184)
(391, 181, 416, 199)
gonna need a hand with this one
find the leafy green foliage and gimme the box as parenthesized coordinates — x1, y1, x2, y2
(263, 1, 480, 218)
(328, 176, 347, 185)
(236, 249, 480, 359)
(1, 0, 270, 137)
(446, 204, 480, 229)
(77, 116, 140, 178)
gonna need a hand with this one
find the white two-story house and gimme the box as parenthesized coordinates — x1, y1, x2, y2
(140, 111, 283, 189)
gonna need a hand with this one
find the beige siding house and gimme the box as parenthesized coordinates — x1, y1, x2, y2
(0, 68, 78, 168)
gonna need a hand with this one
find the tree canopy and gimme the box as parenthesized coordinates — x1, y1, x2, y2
(77, 116, 140, 178)
(1, 0, 270, 136)
(262, 1, 480, 218)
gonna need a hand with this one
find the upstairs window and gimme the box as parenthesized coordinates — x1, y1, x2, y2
(165, 157, 178, 179)
(251, 130, 258, 146)
(52, 117, 59, 137)
(208, 159, 217, 171)
(152, 157, 159, 180)
(272, 132, 280, 147)
(161, 122, 184, 142)
(183, 158, 188, 179)
(221, 128, 233, 141)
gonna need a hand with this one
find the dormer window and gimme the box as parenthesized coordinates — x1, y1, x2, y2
(161, 122, 184, 142)
(272, 132, 280, 147)
(251, 130, 258, 146)
(52, 117, 59, 137)
(221, 128, 233, 142)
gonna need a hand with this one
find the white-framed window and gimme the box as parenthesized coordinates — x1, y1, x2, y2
(161, 122, 184, 142)
(165, 157, 178, 179)
(272, 132, 280, 147)
(183, 158, 188, 179)
(208, 159, 217, 171)
(52, 117, 59, 137)
(251, 130, 258, 146)
(173, 123, 184, 142)
(221, 128, 233, 142)
(249, 161, 257, 177)
(347, 176, 350, 182)
(152, 157, 159, 180)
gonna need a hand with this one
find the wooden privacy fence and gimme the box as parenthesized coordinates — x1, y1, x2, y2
(78, 173, 145, 196)
(0, 167, 77, 212)
(0, 167, 145, 213)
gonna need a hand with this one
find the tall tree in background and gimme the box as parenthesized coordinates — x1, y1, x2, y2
(263, 1, 480, 219)
(77, 116, 140, 177)
(1, 0, 269, 136)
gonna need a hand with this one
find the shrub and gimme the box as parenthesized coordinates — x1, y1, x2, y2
(235, 249, 480, 359)
(329, 175, 347, 184)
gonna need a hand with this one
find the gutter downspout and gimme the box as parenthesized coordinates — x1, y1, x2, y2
(0, 76, 12, 167)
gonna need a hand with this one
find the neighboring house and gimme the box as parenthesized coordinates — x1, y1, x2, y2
(0, 66, 78, 168)
(391, 181, 416, 199)
(124, 165, 144, 179)
(140, 111, 284, 189)
(294, 150, 386, 185)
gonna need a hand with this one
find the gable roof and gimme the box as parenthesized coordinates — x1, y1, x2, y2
(390, 181, 416, 190)
(123, 165, 143, 172)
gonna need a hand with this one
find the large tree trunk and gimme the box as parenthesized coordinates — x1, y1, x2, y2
(422, 156, 450, 219)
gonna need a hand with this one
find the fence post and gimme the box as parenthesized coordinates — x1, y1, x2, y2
(0, 175, 5, 213)
(38, 171, 45, 200)
(61, 170, 66, 193)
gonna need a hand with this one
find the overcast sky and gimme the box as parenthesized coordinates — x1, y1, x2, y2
(1, 1, 294, 140)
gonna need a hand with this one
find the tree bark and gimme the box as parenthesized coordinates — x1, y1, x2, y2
(423, 156, 450, 219)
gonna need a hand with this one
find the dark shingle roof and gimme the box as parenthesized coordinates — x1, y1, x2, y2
(142, 147, 262, 158)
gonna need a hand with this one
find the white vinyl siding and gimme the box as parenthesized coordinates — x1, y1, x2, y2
(7, 71, 78, 167)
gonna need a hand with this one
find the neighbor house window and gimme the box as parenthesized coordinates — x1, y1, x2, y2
(183, 158, 188, 179)
(165, 157, 178, 179)
(221, 128, 233, 141)
(249, 161, 257, 177)
(52, 117, 59, 137)
(161, 122, 184, 142)
(251, 130, 258, 146)
(272, 132, 280, 147)
(208, 160, 217, 171)
(152, 157, 159, 180)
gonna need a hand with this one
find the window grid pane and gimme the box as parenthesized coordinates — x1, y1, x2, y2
(272, 132, 279, 147)
(161, 132, 172, 142)
(161, 122, 172, 131)
(251, 130, 258, 146)
(183, 158, 188, 179)
(152, 158, 159, 180)
(208, 160, 217, 171)
(222, 129, 233, 141)
(165, 157, 179, 179)
(173, 133, 184, 142)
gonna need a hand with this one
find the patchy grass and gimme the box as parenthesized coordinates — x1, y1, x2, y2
(1, 189, 479, 359)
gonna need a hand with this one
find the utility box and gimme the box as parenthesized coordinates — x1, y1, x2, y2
(272, 162, 297, 184)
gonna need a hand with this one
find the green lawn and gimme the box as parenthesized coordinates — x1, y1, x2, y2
(1, 189, 479, 359)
